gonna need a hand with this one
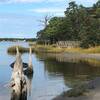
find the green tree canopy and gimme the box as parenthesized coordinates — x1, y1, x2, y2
(37, 0, 100, 48)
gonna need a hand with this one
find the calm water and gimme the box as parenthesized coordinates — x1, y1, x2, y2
(0, 41, 100, 100)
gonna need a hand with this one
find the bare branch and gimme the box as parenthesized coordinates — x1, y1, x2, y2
(38, 14, 53, 28)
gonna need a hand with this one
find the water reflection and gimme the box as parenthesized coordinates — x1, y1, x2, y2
(36, 53, 100, 67)
(36, 53, 100, 87)
(1, 41, 100, 100)
(26, 74, 33, 96)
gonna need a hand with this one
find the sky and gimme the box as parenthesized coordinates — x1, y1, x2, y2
(0, 0, 98, 38)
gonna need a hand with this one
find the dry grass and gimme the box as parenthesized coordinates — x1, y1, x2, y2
(7, 45, 29, 55)
(32, 45, 100, 54)
(64, 48, 83, 53)
(7, 45, 100, 55)
(83, 46, 100, 53)
(64, 46, 100, 54)
(32, 45, 64, 53)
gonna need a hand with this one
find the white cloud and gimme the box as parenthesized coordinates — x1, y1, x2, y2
(12, 0, 43, 3)
(46, 0, 65, 3)
(0, 0, 42, 3)
(29, 8, 65, 16)
(75, 0, 98, 5)
(0, 0, 97, 4)
(30, 8, 65, 13)
(0, 0, 65, 3)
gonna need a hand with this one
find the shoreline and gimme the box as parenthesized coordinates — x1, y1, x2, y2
(36, 52, 100, 67)
(50, 53, 100, 100)
(7, 45, 100, 66)
(7, 44, 100, 55)
(6, 44, 100, 100)
(53, 77, 100, 100)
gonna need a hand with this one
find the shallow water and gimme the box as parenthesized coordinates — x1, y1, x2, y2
(0, 41, 100, 100)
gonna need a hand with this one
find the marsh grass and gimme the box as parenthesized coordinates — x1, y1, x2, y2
(63, 46, 100, 54)
(83, 46, 100, 53)
(32, 45, 100, 54)
(7, 45, 100, 55)
(7, 45, 29, 55)
(32, 45, 64, 53)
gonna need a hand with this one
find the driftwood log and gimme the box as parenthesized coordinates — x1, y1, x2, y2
(10, 48, 33, 76)
(10, 47, 27, 100)
(10, 62, 28, 69)
(24, 48, 33, 75)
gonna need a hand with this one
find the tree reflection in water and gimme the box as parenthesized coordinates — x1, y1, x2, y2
(36, 53, 100, 87)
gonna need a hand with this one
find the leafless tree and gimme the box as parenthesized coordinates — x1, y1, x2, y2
(38, 14, 52, 28)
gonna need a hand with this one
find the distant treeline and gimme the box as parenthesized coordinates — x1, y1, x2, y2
(37, 0, 100, 48)
(0, 38, 36, 42)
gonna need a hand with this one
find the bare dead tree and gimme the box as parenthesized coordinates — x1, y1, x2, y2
(38, 14, 52, 28)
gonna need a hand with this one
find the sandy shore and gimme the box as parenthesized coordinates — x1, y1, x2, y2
(53, 75, 100, 100)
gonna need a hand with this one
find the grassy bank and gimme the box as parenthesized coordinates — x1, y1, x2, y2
(32, 45, 100, 54)
(32, 45, 65, 53)
(64, 46, 100, 54)
(7, 45, 100, 55)
(7, 45, 29, 55)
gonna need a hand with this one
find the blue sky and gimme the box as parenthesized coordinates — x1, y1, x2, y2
(0, 0, 98, 38)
